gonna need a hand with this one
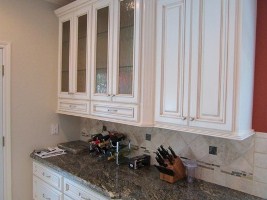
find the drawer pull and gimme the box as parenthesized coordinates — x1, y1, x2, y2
(79, 192, 91, 200)
(181, 116, 187, 120)
(108, 108, 118, 112)
(189, 117, 195, 121)
(69, 105, 77, 108)
(42, 172, 51, 178)
(66, 184, 70, 191)
(42, 193, 51, 200)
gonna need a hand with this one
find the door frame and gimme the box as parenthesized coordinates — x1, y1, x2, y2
(0, 41, 12, 200)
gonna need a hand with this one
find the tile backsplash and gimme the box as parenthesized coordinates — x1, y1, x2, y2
(81, 118, 267, 199)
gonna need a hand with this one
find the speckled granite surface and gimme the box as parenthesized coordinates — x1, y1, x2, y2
(57, 140, 90, 154)
(31, 152, 263, 200)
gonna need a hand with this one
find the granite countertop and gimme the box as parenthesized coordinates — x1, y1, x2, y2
(31, 152, 262, 200)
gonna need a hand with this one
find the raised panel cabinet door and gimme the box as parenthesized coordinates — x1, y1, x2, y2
(189, 0, 236, 131)
(111, 0, 141, 104)
(154, 0, 189, 125)
(91, 0, 114, 101)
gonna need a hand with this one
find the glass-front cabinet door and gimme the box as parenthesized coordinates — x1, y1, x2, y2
(112, 0, 141, 104)
(91, 0, 141, 103)
(91, 0, 113, 101)
(59, 15, 72, 96)
(75, 13, 87, 94)
(58, 8, 90, 99)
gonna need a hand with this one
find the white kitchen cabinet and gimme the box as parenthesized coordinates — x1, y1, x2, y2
(57, 6, 91, 114)
(155, 0, 257, 140)
(56, 0, 155, 126)
(33, 162, 63, 191)
(90, 0, 141, 104)
(154, 0, 189, 126)
(89, 0, 154, 124)
(33, 162, 63, 200)
(64, 178, 108, 200)
(33, 161, 108, 200)
(91, 102, 138, 122)
(33, 176, 63, 200)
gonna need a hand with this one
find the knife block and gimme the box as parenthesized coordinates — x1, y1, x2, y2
(159, 157, 186, 183)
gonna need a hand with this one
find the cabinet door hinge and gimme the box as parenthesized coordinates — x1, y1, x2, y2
(2, 65, 4, 77)
(2, 136, 5, 147)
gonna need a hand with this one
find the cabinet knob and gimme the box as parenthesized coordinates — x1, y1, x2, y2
(69, 105, 76, 109)
(42, 172, 51, 178)
(112, 94, 116, 97)
(107, 94, 111, 97)
(79, 192, 91, 200)
(108, 109, 118, 112)
(181, 116, 187, 120)
(189, 117, 195, 121)
(42, 193, 51, 200)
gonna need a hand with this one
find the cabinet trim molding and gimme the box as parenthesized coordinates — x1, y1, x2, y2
(154, 122, 254, 140)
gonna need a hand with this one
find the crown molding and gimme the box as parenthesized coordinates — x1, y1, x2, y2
(44, 0, 74, 6)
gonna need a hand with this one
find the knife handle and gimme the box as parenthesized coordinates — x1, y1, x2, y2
(168, 146, 177, 158)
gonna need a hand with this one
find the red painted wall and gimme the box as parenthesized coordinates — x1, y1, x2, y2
(252, 0, 267, 132)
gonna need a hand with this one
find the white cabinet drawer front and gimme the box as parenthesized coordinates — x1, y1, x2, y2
(33, 162, 63, 191)
(63, 195, 73, 200)
(33, 176, 63, 200)
(64, 178, 108, 200)
(91, 102, 138, 122)
(58, 100, 89, 114)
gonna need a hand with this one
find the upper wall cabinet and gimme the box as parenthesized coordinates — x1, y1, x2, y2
(155, 0, 257, 140)
(57, 7, 91, 114)
(58, 7, 90, 100)
(90, 0, 140, 104)
(55, 0, 155, 125)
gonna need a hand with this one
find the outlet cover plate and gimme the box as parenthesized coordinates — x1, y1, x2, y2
(209, 146, 217, 155)
(145, 134, 151, 141)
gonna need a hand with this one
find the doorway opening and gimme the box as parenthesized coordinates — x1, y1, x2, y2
(0, 42, 11, 200)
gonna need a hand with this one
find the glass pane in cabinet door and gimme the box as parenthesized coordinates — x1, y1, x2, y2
(77, 14, 87, 93)
(95, 7, 109, 94)
(118, 0, 134, 95)
(61, 21, 70, 92)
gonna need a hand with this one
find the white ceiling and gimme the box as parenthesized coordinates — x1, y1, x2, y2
(44, 0, 75, 6)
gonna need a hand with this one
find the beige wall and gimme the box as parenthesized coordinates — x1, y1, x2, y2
(0, 0, 81, 199)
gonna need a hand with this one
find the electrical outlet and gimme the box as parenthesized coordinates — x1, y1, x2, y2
(209, 146, 217, 155)
(51, 124, 59, 135)
(145, 133, 151, 141)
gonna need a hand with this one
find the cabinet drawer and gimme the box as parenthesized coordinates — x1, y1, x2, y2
(64, 178, 108, 200)
(63, 195, 73, 200)
(91, 102, 138, 122)
(33, 162, 63, 191)
(58, 100, 89, 114)
(33, 176, 63, 200)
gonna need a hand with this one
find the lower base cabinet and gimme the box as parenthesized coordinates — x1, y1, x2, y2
(33, 161, 109, 200)
(33, 176, 63, 200)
